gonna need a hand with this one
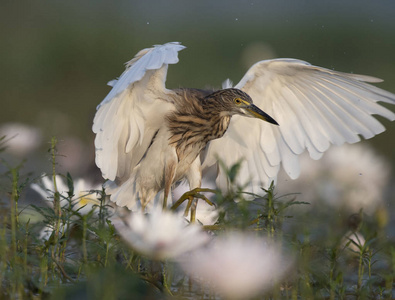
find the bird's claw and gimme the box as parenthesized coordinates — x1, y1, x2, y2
(171, 188, 217, 223)
(171, 188, 216, 210)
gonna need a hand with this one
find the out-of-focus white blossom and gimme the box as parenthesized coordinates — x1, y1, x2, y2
(31, 175, 102, 215)
(0, 122, 42, 156)
(341, 231, 366, 255)
(113, 209, 211, 260)
(31, 175, 103, 240)
(179, 233, 290, 299)
(278, 144, 391, 214)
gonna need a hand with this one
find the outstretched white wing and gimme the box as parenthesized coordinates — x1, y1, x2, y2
(202, 58, 395, 194)
(92, 42, 185, 183)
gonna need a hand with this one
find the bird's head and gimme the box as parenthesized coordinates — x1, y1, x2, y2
(205, 88, 278, 125)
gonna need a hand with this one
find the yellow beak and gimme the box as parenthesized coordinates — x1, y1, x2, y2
(245, 104, 279, 125)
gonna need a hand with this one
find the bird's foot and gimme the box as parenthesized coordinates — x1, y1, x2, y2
(171, 188, 216, 210)
(171, 188, 216, 222)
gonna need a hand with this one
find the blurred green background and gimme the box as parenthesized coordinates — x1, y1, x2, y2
(1, 0, 395, 178)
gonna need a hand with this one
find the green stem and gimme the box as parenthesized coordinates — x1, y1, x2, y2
(50, 137, 62, 260)
(357, 250, 364, 298)
(266, 189, 275, 237)
(82, 216, 88, 264)
(10, 167, 20, 255)
(99, 187, 105, 228)
(162, 262, 173, 296)
(104, 241, 109, 268)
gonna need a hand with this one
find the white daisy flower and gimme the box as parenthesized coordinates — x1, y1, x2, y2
(113, 208, 211, 260)
(31, 175, 103, 240)
(0, 122, 42, 156)
(179, 233, 290, 299)
(31, 174, 102, 215)
(341, 231, 366, 255)
(278, 144, 391, 214)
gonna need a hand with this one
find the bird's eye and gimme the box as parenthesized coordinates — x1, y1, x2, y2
(234, 98, 242, 105)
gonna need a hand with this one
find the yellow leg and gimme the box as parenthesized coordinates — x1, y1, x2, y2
(190, 199, 198, 223)
(183, 197, 194, 217)
(171, 188, 216, 210)
(182, 197, 198, 223)
(163, 195, 168, 210)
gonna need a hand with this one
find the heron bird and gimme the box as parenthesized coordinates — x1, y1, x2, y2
(93, 42, 395, 212)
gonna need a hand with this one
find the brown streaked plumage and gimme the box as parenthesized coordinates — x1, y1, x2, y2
(167, 89, 234, 161)
(167, 88, 277, 162)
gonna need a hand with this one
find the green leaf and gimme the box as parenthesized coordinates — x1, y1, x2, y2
(66, 172, 74, 198)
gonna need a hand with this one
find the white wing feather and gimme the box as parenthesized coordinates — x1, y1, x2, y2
(92, 42, 185, 183)
(203, 58, 395, 194)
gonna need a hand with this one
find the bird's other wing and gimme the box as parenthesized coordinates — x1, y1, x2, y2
(92, 42, 185, 182)
(202, 58, 395, 194)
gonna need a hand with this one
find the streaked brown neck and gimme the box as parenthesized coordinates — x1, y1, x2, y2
(166, 89, 231, 160)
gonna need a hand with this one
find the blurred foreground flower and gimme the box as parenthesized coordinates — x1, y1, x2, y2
(341, 231, 366, 255)
(113, 209, 211, 260)
(179, 233, 290, 299)
(0, 122, 42, 156)
(278, 144, 391, 214)
(31, 175, 102, 215)
(31, 175, 103, 239)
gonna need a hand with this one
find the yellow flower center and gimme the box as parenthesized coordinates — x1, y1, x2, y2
(77, 192, 100, 207)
